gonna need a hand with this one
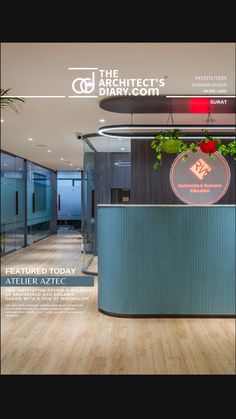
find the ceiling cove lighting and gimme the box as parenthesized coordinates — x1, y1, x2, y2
(98, 125, 236, 139)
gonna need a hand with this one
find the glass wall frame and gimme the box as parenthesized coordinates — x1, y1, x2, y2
(1, 150, 56, 256)
(57, 171, 82, 232)
(82, 135, 131, 275)
(1, 152, 26, 255)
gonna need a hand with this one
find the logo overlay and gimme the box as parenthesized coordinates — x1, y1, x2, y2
(190, 158, 212, 180)
(69, 68, 166, 98)
(169, 148, 231, 205)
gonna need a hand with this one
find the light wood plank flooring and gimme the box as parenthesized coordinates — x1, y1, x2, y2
(1, 234, 235, 374)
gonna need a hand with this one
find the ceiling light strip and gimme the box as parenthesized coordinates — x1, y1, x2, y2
(1, 95, 66, 98)
(68, 95, 98, 98)
(68, 67, 98, 70)
(98, 125, 236, 140)
(166, 95, 236, 98)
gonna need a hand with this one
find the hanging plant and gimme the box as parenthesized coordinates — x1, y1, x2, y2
(151, 129, 182, 169)
(151, 130, 236, 170)
(218, 139, 236, 159)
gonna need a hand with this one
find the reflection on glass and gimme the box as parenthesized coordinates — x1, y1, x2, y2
(81, 136, 131, 274)
(27, 162, 52, 244)
(82, 141, 96, 273)
(0, 152, 25, 255)
(1, 152, 56, 255)
(57, 171, 82, 233)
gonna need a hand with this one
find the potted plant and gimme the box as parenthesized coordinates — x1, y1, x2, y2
(0, 88, 25, 112)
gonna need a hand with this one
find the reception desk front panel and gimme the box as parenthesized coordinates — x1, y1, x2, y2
(98, 205, 235, 316)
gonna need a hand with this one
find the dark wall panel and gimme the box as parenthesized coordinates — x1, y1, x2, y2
(95, 152, 131, 205)
(111, 153, 131, 189)
(131, 140, 235, 205)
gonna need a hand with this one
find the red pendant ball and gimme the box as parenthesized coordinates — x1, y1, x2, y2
(200, 140, 218, 154)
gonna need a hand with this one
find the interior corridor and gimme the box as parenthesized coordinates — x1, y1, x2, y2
(1, 234, 235, 375)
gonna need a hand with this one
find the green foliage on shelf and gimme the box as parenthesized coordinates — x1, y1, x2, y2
(151, 129, 236, 170)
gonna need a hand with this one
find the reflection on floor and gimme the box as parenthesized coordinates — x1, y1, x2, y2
(84, 255, 98, 274)
(1, 234, 235, 374)
(57, 225, 81, 235)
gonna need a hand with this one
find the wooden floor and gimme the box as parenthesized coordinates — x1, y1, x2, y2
(1, 234, 235, 374)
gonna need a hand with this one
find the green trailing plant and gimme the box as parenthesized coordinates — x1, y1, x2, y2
(151, 129, 182, 170)
(0, 89, 25, 112)
(151, 129, 236, 170)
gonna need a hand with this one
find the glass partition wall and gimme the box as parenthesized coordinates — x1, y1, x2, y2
(1, 153, 25, 254)
(82, 141, 97, 274)
(57, 171, 82, 233)
(27, 162, 53, 244)
(1, 151, 56, 256)
(82, 135, 131, 274)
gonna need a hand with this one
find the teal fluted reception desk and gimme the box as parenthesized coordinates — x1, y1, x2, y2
(98, 205, 235, 316)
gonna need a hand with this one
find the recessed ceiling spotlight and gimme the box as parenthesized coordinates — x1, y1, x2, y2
(77, 167, 80, 170)
(3, 163, 8, 166)
(27, 137, 33, 141)
(1, 119, 4, 123)
(99, 119, 105, 123)
(60, 157, 64, 160)
(69, 163, 73, 166)
(121, 147, 125, 151)
(47, 149, 52, 153)
(117, 138, 123, 141)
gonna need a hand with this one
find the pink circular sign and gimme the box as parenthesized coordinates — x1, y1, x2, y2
(169, 148, 231, 205)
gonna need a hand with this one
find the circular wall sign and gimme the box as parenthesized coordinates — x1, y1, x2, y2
(169, 148, 231, 205)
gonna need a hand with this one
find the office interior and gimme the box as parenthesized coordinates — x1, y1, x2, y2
(0, 43, 235, 375)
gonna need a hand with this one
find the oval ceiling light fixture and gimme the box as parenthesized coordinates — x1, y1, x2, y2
(98, 124, 236, 140)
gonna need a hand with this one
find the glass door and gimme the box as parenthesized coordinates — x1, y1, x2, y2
(82, 142, 97, 273)
(0, 153, 25, 255)
(27, 162, 52, 244)
(57, 171, 82, 232)
(15, 157, 26, 250)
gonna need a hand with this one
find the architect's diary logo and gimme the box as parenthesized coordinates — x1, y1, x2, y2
(69, 68, 166, 98)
